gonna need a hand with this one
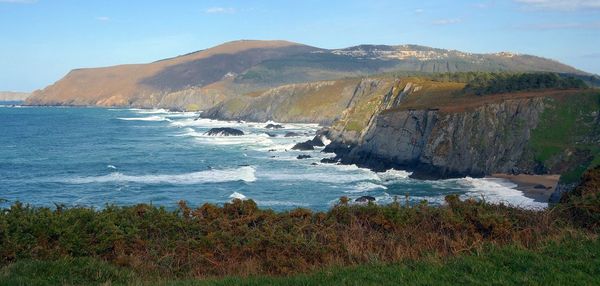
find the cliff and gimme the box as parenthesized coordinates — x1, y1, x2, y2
(323, 78, 600, 185)
(201, 78, 398, 125)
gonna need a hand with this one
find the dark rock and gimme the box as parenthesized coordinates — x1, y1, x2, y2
(534, 184, 549, 189)
(311, 162, 318, 165)
(205, 127, 244, 136)
(268, 149, 277, 152)
(265, 132, 278, 137)
(355, 196, 376, 203)
(265, 124, 284, 129)
(320, 157, 338, 164)
(284, 132, 301, 137)
(309, 136, 325, 147)
(292, 142, 315, 151)
(297, 155, 312, 159)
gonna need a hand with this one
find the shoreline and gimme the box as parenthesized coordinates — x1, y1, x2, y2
(490, 173, 560, 203)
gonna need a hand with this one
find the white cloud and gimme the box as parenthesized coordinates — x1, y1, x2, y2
(515, 0, 600, 10)
(432, 18, 462, 25)
(95, 16, 110, 22)
(204, 7, 235, 14)
(414, 8, 424, 14)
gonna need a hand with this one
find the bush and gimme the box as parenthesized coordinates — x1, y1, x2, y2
(0, 195, 587, 278)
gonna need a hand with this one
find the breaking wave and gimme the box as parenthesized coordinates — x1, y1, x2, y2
(62, 166, 256, 185)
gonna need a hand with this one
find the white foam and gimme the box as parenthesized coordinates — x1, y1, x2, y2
(118, 116, 171, 122)
(107, 165, 117, 170)
(260, 167, 380, 184)
(345, 182, 388, 193)
(62, 166, 256, 185)
(135, 108, 169, 114)
(458, 177, 547, 209)
(229, 192, 248, 200)
(255, 200, 310, 207)
(377, 169, 412, 183)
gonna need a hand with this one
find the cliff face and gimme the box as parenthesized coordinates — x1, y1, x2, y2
(201, 78, 397, 125)
(324, 79, 600, 182)
(333, 99, 544, 178)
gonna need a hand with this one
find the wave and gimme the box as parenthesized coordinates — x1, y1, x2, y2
(229, 192, 247, 200)
(135, 108, 170, 114)
(255, 200, 310, 207)
(118, 116, 171, 122)
(260, 168, 380, 184)
(377, 169, 412, 183)
(62, 166, 256, 185)
(346, 182, 388, 193)
(458, 177, 546, 209)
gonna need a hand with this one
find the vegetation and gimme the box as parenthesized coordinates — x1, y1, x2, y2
(529, 90, 600, 182)
(2, 237, 599, 285)
(1, 167, 599, 285)
(461, 72, 586, 96)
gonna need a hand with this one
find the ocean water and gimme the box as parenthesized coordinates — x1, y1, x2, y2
(0, 104, 547, 210)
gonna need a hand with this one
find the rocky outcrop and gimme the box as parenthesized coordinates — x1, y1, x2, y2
(333, 99, 544, 178)
(205, 77, 400, 124)
(291, 142, 315, 151)
(205, 128, 244, 136)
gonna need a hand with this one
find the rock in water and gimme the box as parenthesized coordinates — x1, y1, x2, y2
(309, 136, 325, 147)
(320, 157, 338, 164)
(297, 155, 312, 159)
(205, 127, 244, 136)
(284, 132, 301, 137)
(292, 142, 315, 151)
(355, 196, 376, 203)
(265, 124, 284, 129)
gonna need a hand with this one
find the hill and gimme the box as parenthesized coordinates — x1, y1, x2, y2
(26, 40, 589, 110)
(0, 92, 29, 101)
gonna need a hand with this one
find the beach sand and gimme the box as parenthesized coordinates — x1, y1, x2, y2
(490, 174, 561, 203)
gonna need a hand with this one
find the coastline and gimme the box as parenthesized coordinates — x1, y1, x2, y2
(490, 173, 560, 203)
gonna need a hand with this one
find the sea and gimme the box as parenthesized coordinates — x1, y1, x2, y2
(0, 102, 547, 211)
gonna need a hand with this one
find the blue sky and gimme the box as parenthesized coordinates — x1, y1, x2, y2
(1, 0, 599, 92)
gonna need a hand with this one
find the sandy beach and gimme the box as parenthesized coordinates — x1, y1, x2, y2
(490, 173, 561, 203)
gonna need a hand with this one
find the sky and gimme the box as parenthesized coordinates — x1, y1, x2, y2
(1, 0, 599, 92)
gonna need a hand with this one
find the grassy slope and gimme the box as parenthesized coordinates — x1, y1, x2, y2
(530, 90, 600, 182)
(2, 237, 599, 285)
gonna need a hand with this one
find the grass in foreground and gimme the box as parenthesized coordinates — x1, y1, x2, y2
(2, 237, 599, 285)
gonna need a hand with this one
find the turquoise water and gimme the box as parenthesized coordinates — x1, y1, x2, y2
(0, 104, 546, 210)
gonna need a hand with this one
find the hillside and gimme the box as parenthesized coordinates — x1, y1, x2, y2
(26, 40, 589, 110)
(0, 92, 29, 101)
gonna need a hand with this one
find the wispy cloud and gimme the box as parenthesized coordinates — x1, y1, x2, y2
(0, 0, 37, 3)
(432, 18, 462, 25)
(204, 7, 236, 14)
(514, 0, 600, 11)
(414, 8, 424, 14)
(95, 16, 110, 22)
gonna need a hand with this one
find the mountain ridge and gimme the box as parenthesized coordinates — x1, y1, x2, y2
(26, 40, 590, 109)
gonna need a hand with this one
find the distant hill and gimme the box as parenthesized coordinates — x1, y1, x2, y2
(0, 91, 29, 101)
(26, 40, 591, 109)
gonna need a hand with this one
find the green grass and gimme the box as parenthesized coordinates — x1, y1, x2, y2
(0, 257, 136, 286)
(530, 90, 600, 182)
(2, 237, 599, 285)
